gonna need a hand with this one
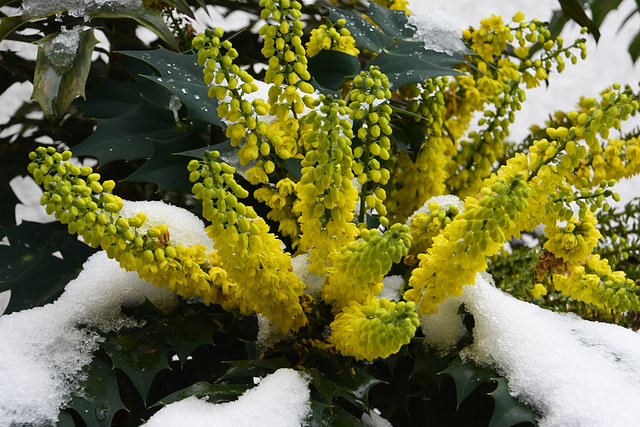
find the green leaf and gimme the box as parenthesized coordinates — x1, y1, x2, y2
(308, 50, 361, 91)
(370, 44, 464, 88)
(124, 127, 207, 192)
(364, 1, 416, 40)
(154, 382, 251, 407)
(0, 0, 19, 7)
(155, 306, 218, 366)
(79, 77, 169, 119)
(73, 96, 183, 164)
(629, 29, 640, 63)
(177, 139, 234, 159)
(219, 357, 292, 381)
(89, 8, 179, 51)
(308, 366, 383, 413)
(390, 118, 427, 162)
(161, 0, 194, 19)
(66, 357, 127, 427)
(281, 157, 303, 180)
(489, 377, 538, 427)
(0, 15, 31, 42)
(32, 28, 98, 126)
(120, 48, 223, 126)
(591, 0, 624, 27)
(0, 221, 95, 314)
(326, 7, 394, 53)
(558, 0, 601, 41)
(100, 328, 172, 404)
(439, 357, 495, 408)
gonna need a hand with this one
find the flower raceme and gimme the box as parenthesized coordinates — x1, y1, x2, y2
(189, 151, 308, 332)
(27, 147, 238, 309)
(329, 298, 420, 361)
(405, 88, 640, 316)
(305, 19, 359, 58)
(322, 223, 412, 311)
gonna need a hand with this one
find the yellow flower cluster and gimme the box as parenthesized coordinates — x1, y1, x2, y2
(405, 168, 536, 315)
(372, 0, 411, 15)
(254, 178, 300, 246)
(193, 27, 269, 167)
(306, 19, 359, 58)
(259, 0, 314, 118)
(463, 14, 514, 62)
(349, 66, 394, 219)
(553, 254, 640, 314)
(294, 95, 359, 275)
(190, 151, 308, 332)
(446, 12, 587, 197)
(407, 89, 638, 315)
(28, 147, 238, 309)
(323, 223, 412, 311)
(408, 202, 460, 256)
(543, 210, 602, 269)
(329, 298, 419, 361)
(384, 79, 451, 222)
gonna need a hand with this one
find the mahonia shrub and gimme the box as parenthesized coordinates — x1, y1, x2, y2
(18, 0, 640, 424)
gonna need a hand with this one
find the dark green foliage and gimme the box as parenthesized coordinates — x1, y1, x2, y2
(0, 221, 96, 314)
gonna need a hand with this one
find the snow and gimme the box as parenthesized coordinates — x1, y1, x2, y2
(291, 253, 325, 298)
(377, 275, 404, 301)
(145, 368, 311, 427)
(21, 0, 144, 20)
(420, 272, 640, 426)
(408, 10, 467, 55)
(0, 251, 177, 426)
(118, 200, 215, 252)
(406, 194, 464, 226)
(46, 26, 81, 70)
(0, 199, 216, 425)
(362, 409, 393, 427)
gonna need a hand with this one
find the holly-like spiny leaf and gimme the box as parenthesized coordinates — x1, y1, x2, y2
(0, 221, 96, 314)
(488, 377, 538, 427)
(32, 28, 98, 126)
(308, 50, 361, 91)
(558, 0, 601, 41)
(155, 305, 219, 366)
(65, 357, 127, 427)
(326, 6, 394, 53)
(100, 327, 172, 404)
(153, 382, 251, 407)
(120, 48, 223, 126)
(370, 44, 465, 89)
(364, 0, 416, 40)
(218, 357, 292, 381)
(73, 96, 183, 165)
(438, 357, 495, 408)
(124, 126, 208, 193)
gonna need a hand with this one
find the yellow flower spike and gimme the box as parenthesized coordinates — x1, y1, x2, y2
(330, 297, 419, 361)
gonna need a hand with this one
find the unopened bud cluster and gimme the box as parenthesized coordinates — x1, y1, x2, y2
(350, 66, 393, 217)
(305, 19, 359, 58)
(191, 151, 308, 332)
(259, 0, 314, 118)
(294, 95, 359, 275)
(329, 297, 420, 361)
(323, 223, 412, 310)
(28, 147, 238, 308)
(193, 27, 269, 166)
(409, 202, 460, 256)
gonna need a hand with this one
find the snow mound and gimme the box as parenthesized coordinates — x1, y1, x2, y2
(145, 368, 311, 427)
